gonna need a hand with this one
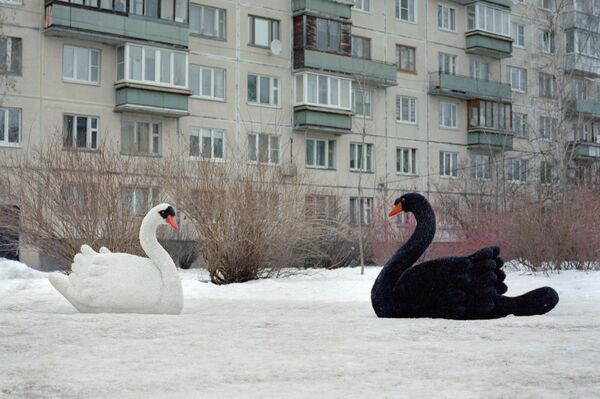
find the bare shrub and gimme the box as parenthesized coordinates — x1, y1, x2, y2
(0, 137, 176, 269)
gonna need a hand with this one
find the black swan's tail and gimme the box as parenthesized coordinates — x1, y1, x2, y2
(494, 287, 559, 317)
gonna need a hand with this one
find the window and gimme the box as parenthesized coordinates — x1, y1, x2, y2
(62, 183, 88, 213)
(316, 18, 341, 52)
(440, 102, 457, 128)
(0, 0, 22, 4)
(396, 147, 417, 175)
(294, 72, 352, 110)
(248, 74, 279, 106)
(353, 89, 372, 117)
(122, 187, 159, 216)
(438, 53, 456, 75)
(248, 133, 279, 164)
(0, 37, 21, 75)
(396, 95, 417, 124)
(471, 154, 491, 180)
(437, 4, 456, 31)
(540, 116, 556, 139)
(468, 100, 511, 130)
(511, 23, 525, 47)
(539, 73, 555, 98)
(352, 36, 371, 60)
(63, 45, 100, 84)
(572, 79, 587, 100)
(189, 65, 225, 100)
(63, 115, 99, 150)
(469, 59, 489, 81)
(539, 0, 554, 10)
(305, 138, 335, 169)
(0, 107, 21, 146)
(395, 0, 416, 22)
(353, 0, 371, 12)
(305, 195, 337, 220)
(440, 151, 458, 178)
(466, 3, 511, 37)
(396, 45, 416, 73)
(189, 4, 225, 39)
(507, 66, 527, 92)
(349, 143, 373, 172)
(248, 15, 279, 48)
(512, 112, 527, 138)
(566, 29, 600, 57)
(117, 44, 187, 89)
(80, 0, 187, 21)
(190, 128, 224, 160)
(539, 30, 555, 54)
(507, 159, 527, 183)
(350, 197, 373, 226)
(540, 161, 555, 185)
(121, 121, 161, 155)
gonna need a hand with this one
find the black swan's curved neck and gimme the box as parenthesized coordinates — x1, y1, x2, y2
(387, 197, 436, 273)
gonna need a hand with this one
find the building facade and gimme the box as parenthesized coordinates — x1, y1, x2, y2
(1, 0, 599, 266)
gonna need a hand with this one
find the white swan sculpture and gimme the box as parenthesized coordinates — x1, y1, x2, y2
(48, 204, 183, 314)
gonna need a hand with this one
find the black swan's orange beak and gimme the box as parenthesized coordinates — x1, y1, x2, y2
(389, 203, 403, 217)
(166, 215, 179, 230)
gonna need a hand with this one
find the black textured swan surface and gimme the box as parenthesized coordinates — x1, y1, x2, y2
(371, 193, 560, 320)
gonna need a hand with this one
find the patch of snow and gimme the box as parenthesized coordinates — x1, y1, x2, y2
(0, 258, 47, 280)
(1, 264, 599, 398)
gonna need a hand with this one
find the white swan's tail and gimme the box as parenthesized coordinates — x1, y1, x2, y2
(48, 272, 81, 311)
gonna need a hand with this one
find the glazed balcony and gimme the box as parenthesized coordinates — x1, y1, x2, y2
(565, 53, 600, 77)
(43, 0, 189, 48)
(563, 10, 600, 31)
(429, 72, 512, 101)
(295, 49, 397, 87)
(569, 141, 600, 159)
(292, 0, 351, 19)
(468, 129, 513, 150)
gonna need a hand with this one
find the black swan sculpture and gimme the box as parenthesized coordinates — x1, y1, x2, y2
(371, 193, 559, 319)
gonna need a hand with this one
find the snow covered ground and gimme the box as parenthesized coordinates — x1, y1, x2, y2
(1, 258, 599, 399)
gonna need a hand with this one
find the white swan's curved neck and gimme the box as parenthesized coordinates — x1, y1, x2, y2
(139, 217, 176, 273)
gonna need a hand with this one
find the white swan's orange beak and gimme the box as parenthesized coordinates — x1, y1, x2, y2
(389, 203, 403, 217)
(166, 215, 179, 230)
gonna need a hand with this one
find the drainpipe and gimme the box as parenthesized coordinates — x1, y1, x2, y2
(425, 0, 431, 196)
(234, 0, 241, 176)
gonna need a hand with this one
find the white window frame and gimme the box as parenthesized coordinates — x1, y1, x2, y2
(511, 23, 525, 48)
(294, 72, 352, 111)
(0, 0, 23, 4)
(0, 107, 21, 147)
(440, 102, 457, 128)
(438, 52, 457, 75)
(396, 147, 417, 175)
(471, 154, 491, 180)
(353, 0, 371, 12)
(63, 45, 101, 84)
(305, 194, 337, 220)
(539, 30, 555, 54)
(469, 59, 490, 81)
(540, 161, 555, 185)
(353, 89, 372, 118)
(189, 127, 225, 161)
(63, 114, 100, 150)
(512, 112, 527, 138)
(349, 142, 374, 172)
(437, 4, 456, 32)
(507, 66, 527, 93)
(0, 37, 22, 75)
(350, 196, 373, 226)
(189, 4, 226, 40)
(248, 15, 280, 48)
(305, 138, 335, 169)
(396, 95, 418, 124)
(121, 121, 161, 156)
(540, 116, 556, 139)
(539, 72, 555, 98)
(440, 151, 458, 178)
(189, 65, 225, 100)
(248, 133, 279, 165)
(539, 0, 554, 11)
(466, 3, 511, 38)
(116, 43, 188, 89)
(248, 74, 280, 107)
(395, 0, 416, 23)
(507, 159, 527, 183)
(121, 186, 158, 217)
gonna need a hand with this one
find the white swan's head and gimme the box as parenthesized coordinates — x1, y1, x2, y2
(147, 203, 179, 230)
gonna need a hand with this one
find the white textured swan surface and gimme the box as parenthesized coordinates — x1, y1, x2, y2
(48, 204, 183, 314)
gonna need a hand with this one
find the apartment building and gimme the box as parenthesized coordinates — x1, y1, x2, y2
(1, 0, 599, 266)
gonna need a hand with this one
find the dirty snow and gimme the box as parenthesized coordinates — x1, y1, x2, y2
(1, 258, 599, 398)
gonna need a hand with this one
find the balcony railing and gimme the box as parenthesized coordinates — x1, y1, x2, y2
(429, 72, 512, 101)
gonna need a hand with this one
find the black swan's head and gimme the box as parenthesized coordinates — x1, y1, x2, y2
(158, 205, 178, 230)
(389, 193, 428, 216)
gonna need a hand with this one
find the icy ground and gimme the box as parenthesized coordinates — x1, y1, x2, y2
(1, 259, 599, 399)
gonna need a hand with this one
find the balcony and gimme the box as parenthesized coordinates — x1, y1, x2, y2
(292, 0, 351, 19)
(564, 11, 600, 31)
(468, 128, 513, 150)
(294, 107, 352, 134)
(567, 99, 600, 118)
(569, 141, 600, 159)
(565, 53, 600, 77)
(115, 83, 190, 117)
(451, 0, 512, 7)
(466, 31, 512, 59)
(43, 1, 189, 48)
(295, 49, 397, 87)
(429, 72, 512, 101)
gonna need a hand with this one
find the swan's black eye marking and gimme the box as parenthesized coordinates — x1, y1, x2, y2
(158, 206, 176, 219)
